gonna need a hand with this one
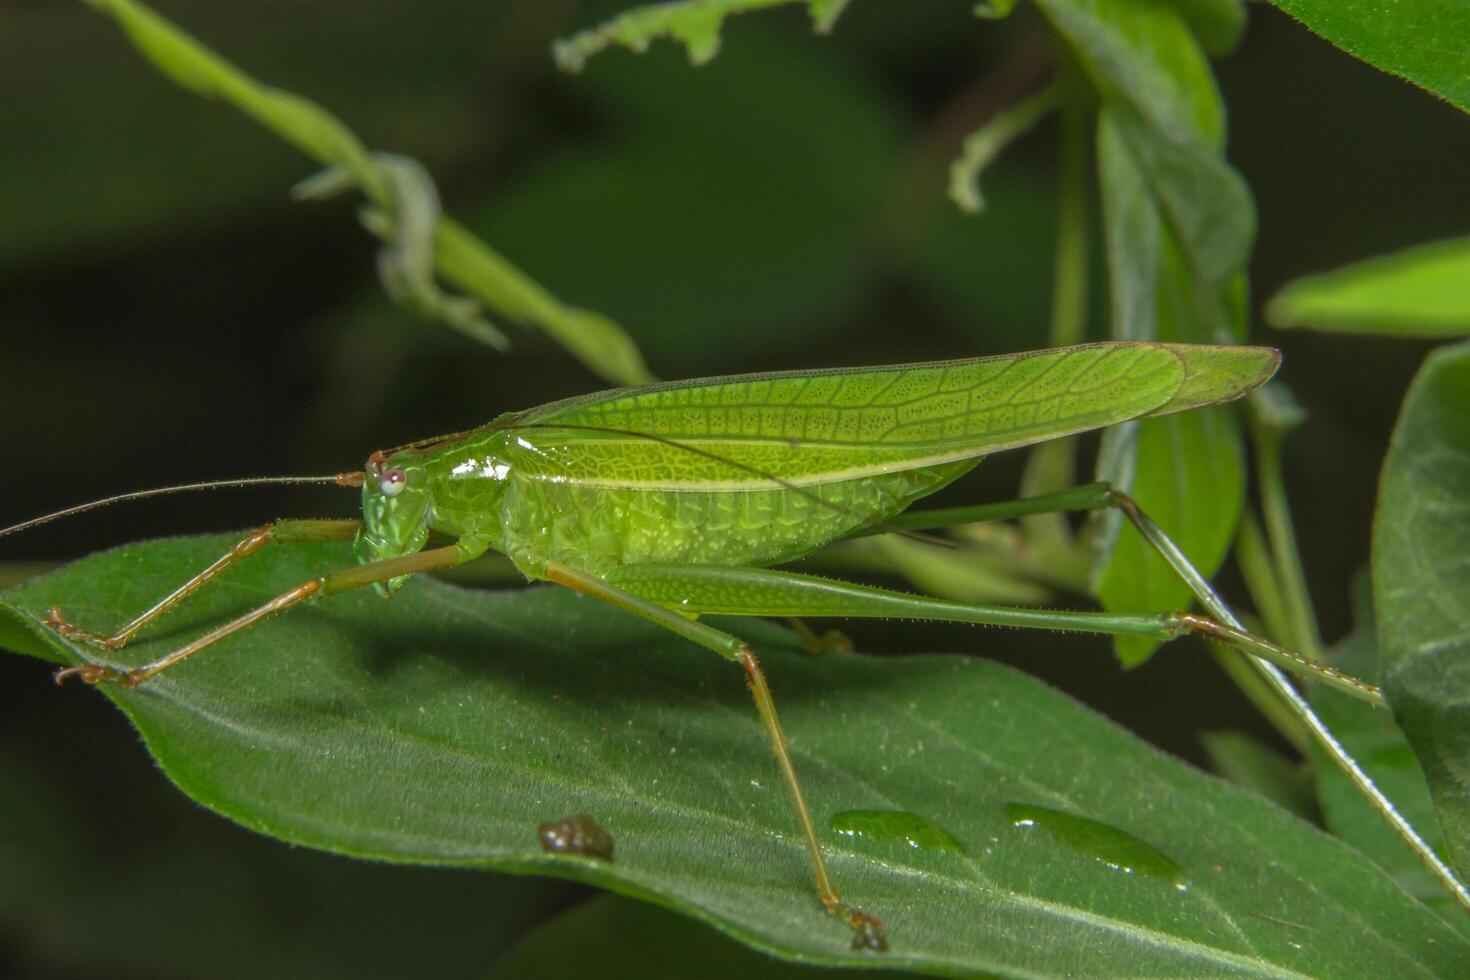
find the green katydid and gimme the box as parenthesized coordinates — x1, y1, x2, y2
(5, 340, 1464, 947)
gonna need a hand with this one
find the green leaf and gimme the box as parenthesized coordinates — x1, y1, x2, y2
(1374, 341, 1470, 875)
(2, 537, 1465, 975)
(1043, 0, 1255, 310)
(553, 0, 853, 72)
(1066, 0, 1255, 664)
(1306, 582, 1469, 930)
(1037, 0, 1227, 144)
(1093, 402, 1245, 666)
(1170, 0, 1247, 56)
(1199, 731, 1316, 821)
(1091, 143, 1247, 665)
(1266, 0, 1470, 114)
(1266, 236, 1470, 337)
(489, 895, 907, 979)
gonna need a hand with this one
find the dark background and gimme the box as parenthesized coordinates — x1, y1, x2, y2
(4, 1, 1470, 975)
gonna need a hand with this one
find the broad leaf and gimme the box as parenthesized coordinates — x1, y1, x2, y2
(1374, 341, 1470, 874)
(1093, 401, 1244, 666)
(1267, 236, 1470, 337)
(1199, 731, 1315, 821)
(2, 537, 1465, 976)
(1091, 154, 1246, 663)
(1040, 0, 1253, 665)
(1170, 0, 1247, 56)
(489, 894, 906, 979)
(1267, 1, 1470, 114)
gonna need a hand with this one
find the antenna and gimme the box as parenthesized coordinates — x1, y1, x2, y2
(0, 472, 365, 540)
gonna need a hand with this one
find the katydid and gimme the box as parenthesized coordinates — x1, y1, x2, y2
(5, 340, 1464, 945)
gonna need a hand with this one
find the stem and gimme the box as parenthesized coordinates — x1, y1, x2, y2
(1233, 512, 1294, 646)
(1045, 80, 1089, 351)
(1250, 408, 1324, 660)
(1228, 512, 1314, 751)
(1019, 67, 1088, 552)
(1208, 642, 1312, 756)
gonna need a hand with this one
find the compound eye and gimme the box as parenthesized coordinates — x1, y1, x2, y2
(379, 467, 407, 498)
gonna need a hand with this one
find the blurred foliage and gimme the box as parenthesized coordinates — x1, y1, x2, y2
(553, 0, 853, 70)
(5, 0, 1470, 975)
(1267, 235, 1470, 337)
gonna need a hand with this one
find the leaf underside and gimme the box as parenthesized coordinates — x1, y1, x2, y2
(1, 537, 1463, 977)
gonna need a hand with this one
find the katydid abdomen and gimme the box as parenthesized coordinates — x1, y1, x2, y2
(498, 461, 977, 577)
(418, 426, 976, 577)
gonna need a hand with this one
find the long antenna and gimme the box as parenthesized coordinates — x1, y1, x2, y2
(0, 473, 365, 540)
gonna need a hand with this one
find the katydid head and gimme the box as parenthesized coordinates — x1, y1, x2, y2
(356, 453, 433, 594)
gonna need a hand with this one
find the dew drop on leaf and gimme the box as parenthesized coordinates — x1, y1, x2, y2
(1005, 803, 1184, 886)
(830, 809, 966, 854)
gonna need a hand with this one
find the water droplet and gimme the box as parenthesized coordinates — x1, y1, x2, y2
(1004, 803, 1183, 884)
(830, 809, 966, 855)
(537, 814, 614, 862)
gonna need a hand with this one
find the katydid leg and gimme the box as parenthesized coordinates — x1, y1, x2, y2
(844, 482, 1114, 538)
(47, 518, 363, 650)
(1106, 489, 1470, 913)
(605, 564, 1382, 704)
(840, 483, 1384, 701)
(865, 480, 1470, 908)
(542, 559, 885, 949)
(53, 543, 464, 688)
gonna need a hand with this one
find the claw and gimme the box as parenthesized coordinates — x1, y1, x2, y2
(53, 663, 114, 685)
(45, 606, 121, 650)
(52, 663, 144, 687)
(848, 909, 888, 953)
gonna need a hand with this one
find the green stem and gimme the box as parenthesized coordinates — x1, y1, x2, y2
(1227, 511, 1314, 752)
(1232, 512, 1294, 645)
(1020, 74, 1089, 550)
(82, 0, 653, 386)
(1249, 407, 1323, 660)
(1046, 79, 1089, 350)
(1208, 642, 1312, 756)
